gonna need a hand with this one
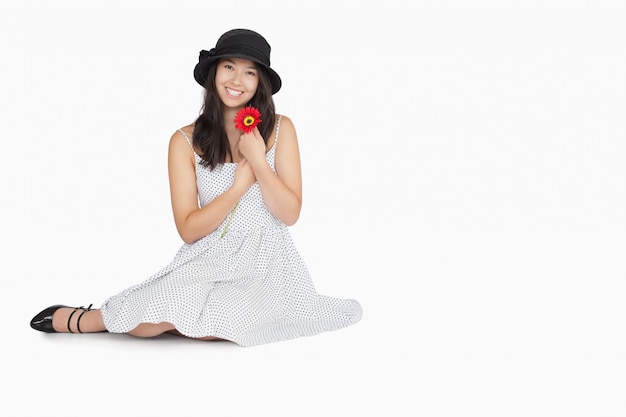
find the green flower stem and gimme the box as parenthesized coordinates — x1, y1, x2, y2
(220, 201, 240, 238)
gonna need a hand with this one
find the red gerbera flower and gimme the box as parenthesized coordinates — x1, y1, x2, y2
(234, 106, 262, 133)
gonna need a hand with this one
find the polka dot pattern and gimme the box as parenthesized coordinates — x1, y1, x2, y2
(100, 116, 362, 346)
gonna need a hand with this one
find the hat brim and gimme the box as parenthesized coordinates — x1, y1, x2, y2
(194, 54, 282, 95)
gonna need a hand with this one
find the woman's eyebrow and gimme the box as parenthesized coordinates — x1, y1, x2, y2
(223, 58, 258, 69)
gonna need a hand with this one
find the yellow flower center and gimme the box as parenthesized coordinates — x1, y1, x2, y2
(243, 116, 255, 126)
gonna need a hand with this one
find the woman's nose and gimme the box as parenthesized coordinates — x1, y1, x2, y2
(230, 71, 243, 84)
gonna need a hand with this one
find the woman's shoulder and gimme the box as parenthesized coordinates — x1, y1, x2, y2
(275, 113, 296, 136)
(276, 113, 290, 123)
(173, 123, 194, 137)
(168, 123, 197, 155)
(275, 113, 295, 132)
(169, 123, 194, 144)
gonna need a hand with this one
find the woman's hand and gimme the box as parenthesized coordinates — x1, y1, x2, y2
(237, 127, 266, 166)
(232, 158, 256, 194)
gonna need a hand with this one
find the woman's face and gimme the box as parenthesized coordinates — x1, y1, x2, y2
(215, 57, 259, 109)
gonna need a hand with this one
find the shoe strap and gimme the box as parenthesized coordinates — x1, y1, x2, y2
(67, 304, 94, 333)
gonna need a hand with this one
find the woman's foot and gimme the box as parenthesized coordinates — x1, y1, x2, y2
(30, 304, 96, 333)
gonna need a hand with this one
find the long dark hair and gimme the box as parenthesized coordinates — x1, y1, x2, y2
(192, 60, 276, 169)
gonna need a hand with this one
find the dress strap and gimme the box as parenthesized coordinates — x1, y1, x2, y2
(273, 115, 282, 148)
(177, 120, 280, 154)
(177, 129, 194, 151)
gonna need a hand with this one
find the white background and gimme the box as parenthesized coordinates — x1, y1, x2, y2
(1, 0, 625, 415)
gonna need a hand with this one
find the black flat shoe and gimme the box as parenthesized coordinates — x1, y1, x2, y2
(30, 304, 93, 333)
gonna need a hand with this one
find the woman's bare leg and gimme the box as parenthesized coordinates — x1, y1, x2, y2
(128, 322, 176, 337)
(50, 308, 172, 336)
(51, 308, 106, 333)
(50, 307, 224, 340)
(166, 328, 224, 341)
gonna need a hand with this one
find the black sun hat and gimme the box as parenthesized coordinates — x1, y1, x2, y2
(193, 28, 282, 95)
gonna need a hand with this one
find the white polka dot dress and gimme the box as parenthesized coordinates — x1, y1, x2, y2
(100, 116, 362, 346)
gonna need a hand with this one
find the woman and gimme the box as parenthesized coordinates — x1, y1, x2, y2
(30, 28, 362, 346)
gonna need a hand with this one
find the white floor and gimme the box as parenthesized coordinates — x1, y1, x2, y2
(3, 1, 626, 416)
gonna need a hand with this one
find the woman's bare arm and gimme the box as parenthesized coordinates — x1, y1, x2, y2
(168, 130, 255, 244)
(238, 115, 302, 225)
